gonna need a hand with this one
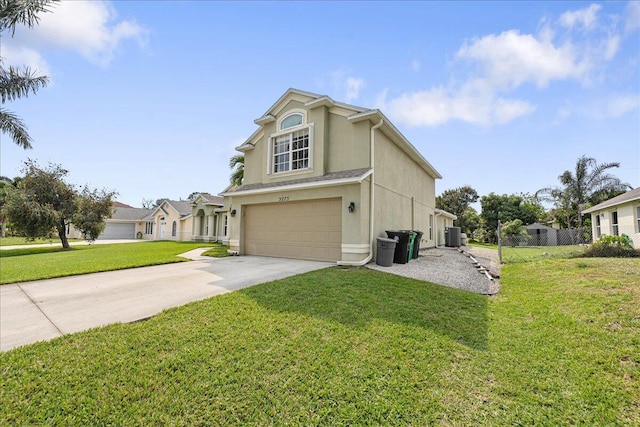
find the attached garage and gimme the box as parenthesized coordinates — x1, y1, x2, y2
(243, 198, 342, 262)
(99, 222, 136, 240)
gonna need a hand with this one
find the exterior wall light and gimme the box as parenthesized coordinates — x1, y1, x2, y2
(230, 209, 237, 217)
(348, 202, 355, 213)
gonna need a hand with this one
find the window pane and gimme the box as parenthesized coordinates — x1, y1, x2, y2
(280, 113, 303, 130)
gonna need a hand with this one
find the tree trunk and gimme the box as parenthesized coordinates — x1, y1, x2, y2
(57, 219, 70, 249)
(0, 216, 6, 238)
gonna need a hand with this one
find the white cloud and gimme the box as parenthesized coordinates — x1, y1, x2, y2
(605, 94, 639, 118)
(381, 86, 535, 127)
(559, 4, 601, 30)
(331, 68, 365, 103)
(456, 30, 586, 89)
(345, 77, 365, 103)
(1, 44, 51, 76)
(4, 0, 147, 69)
(625, 1, 640, 34)
(382, 2, 636, 128)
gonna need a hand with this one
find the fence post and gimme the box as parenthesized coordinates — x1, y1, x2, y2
(497, 220, 503, 264)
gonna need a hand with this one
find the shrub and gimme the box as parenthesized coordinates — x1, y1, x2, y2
(582, 235, 639, 258)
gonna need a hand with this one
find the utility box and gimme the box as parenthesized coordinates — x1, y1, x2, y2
(445, 227, 461, 247)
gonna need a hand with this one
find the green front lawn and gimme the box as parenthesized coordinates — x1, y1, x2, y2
(0, 236, 84, 246)
(0, 241, 218, 284)
(2, 258, 638, 425)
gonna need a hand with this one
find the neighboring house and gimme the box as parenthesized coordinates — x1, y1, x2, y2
(99, 205, 153, 240)
(222, 88, 449, 263)
(65, 201, 149, 240)
(191, 193, 227, 243)
(583, 187, 640, 248)
(146, 199, 194, 241)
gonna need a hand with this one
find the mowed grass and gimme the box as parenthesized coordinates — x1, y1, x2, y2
(0, 236, 84, 246)
(2, 259, 638, 425)
(0, 241, 217, 284)
(469, 241, 585, 263)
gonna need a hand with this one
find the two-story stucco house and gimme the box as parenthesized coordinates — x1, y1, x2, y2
(583, 187, 640, 248)
(221, 88, 447, 264)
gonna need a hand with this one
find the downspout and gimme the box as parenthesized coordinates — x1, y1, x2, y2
(337, 119, 384, 266)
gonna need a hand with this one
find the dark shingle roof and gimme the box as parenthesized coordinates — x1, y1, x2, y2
(225, 168, 372, 194)
(110, 207, 153, 221)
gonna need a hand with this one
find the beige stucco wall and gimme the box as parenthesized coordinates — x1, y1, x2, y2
(150, 204, 192, 241)
(590, 202, 640, 248)
(226, 182, 367, 261)
(373, 130, 437, 250)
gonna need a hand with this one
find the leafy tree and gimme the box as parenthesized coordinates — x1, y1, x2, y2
(73, 186, 115, 242)
(5, 160, 115, 248)
(0, 0, 58, 149)
(501, 219, 530, 247)
(479, 193, 542, 243)
(435, 185, 479, 234)
(229, 154, 244, 187)
(536, 155, 631, 230)
(0, 175, 16, 237)
(460, 207, 480, 237)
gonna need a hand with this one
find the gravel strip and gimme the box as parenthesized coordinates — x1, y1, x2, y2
(366, 246, 500, 295)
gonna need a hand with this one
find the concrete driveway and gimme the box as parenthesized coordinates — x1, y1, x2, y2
(1, 251, 331, 351)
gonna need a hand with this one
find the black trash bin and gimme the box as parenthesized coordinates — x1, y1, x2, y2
(385, 230, 412, 264)
(376, 237, 396, 267)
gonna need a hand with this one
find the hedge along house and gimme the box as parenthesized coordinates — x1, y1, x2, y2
(222, 88, 446, 264)
(191, 193, 227, 243)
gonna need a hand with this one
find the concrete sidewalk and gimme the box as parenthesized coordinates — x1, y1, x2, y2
(1, 252, 331, 351)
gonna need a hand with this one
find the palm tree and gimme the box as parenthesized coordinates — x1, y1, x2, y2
(536, 155, 631, 229)
(0, 0, 57, 149)
(0, 175, 16, 237)
(229, 154, 244, 187)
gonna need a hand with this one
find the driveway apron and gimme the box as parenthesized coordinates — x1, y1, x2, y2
(1, 254, 331, 351)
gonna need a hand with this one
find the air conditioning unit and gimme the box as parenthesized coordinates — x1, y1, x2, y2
(445, 227, 461, 247)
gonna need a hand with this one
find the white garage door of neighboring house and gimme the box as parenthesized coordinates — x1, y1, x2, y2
(244, 198, 342, 262)
(99, 223, 136, 240)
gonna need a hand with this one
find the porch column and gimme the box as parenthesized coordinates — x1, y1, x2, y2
(207, 215, 215, 239)
(194, 215, 201, 238)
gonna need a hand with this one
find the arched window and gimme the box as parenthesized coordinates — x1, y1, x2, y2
(172, 221, 177, 237)
(280, 112, 303, 130)
(271, 110, 312, 175)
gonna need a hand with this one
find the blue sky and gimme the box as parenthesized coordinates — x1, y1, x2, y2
(1, 1, 639, 208)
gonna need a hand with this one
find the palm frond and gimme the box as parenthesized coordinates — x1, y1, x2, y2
(0, 65, 49, 103)
(0, 0, 58, 35)
(0, 107, 32, 148)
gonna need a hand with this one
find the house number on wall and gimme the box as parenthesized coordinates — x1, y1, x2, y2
(278, 196, 289, 202)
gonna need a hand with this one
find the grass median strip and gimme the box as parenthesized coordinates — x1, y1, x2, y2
(0, 241, 220, 284)
(2, 259, 638, 425)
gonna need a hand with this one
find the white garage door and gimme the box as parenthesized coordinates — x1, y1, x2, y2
(244, 198, 342, 262)
(99, 223, 136, 240)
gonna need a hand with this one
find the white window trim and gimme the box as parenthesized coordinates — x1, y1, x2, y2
(267, 122, 314, 177)
(277, 108, 307, 131)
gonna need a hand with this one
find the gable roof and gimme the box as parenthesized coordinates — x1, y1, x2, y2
(148, 200, 194, 219)
(582, 187, 640, 213)
(110, 207, 153, 221)
(236, 88, 442, 180)
(192, 192, 224, 206)
(112, 201, 133, 208)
